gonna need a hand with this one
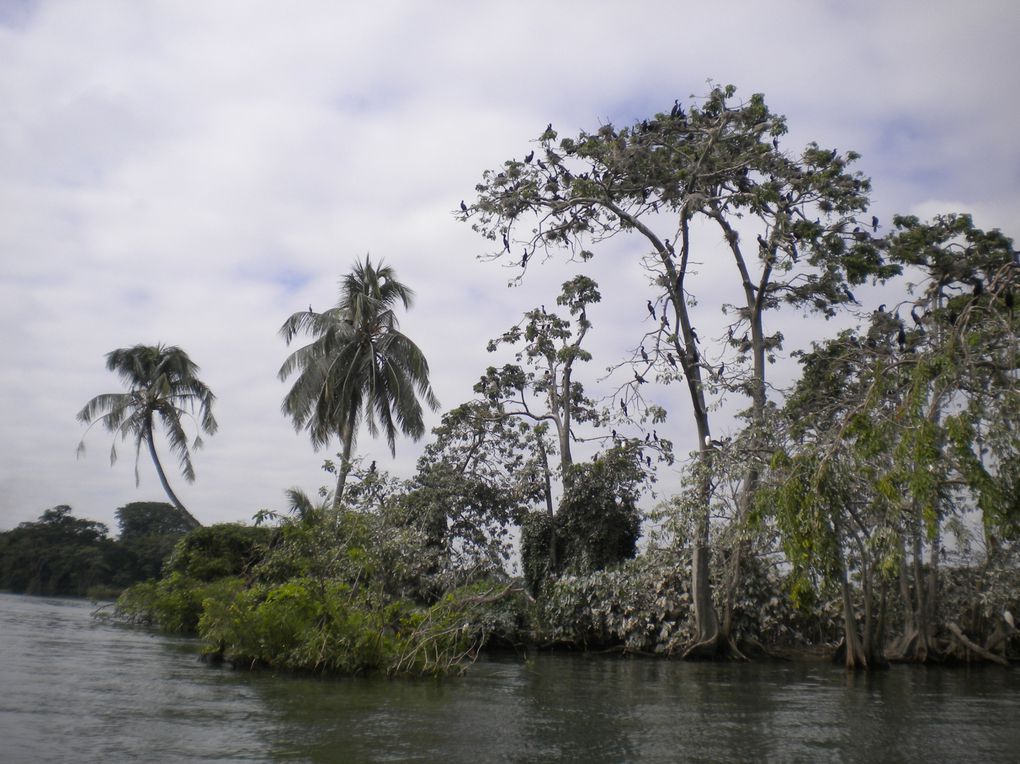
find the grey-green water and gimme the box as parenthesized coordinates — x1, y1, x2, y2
(1, 592, 1018, 762)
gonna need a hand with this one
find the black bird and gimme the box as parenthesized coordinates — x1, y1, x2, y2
(690, 327, 700, 344)
(646, 456, 652, 468)
(640, 346, 649, 362)
(645, 433, 651, 443)
(666, 353, 677, 369)
(537, 159, 547, 170)
(910, 306, 924, 326)
(897, 321, 907, 350)
(872, 215, 879, 232)
(611, 429, 618, 440)
(634, 371, 647, 384)
(369, 460, 376, 473)
(661, 313, 670, 328)
(460, 200, 468, 213)
(772, 136, 779, 150)
(757, 234, 769, 251)
(521, 250, 530, 267)
(524, 150, 534, 164)
(308, 304, 313, 314)
(842, 286, 858, 304)
(503, 233, 510, 252)
(647, 300, 656, 319)
(972, 277, 984, 296)
(670, 99, 682, 118)
(1005, 289, 1014, 316)
(717, 363, 725, 378)
(877, 304, 886, 313)
(620, 400, 629, 416)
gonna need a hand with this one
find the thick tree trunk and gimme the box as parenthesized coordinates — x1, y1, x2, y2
(683, 457, 746, 661)
(144, 421, 201, 529)
(836, 563, 869, 670)
(889, 519, 943, 663)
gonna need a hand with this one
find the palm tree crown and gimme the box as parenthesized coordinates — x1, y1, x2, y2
(279, 256, 439, 505)
(76, 344, 217, 527)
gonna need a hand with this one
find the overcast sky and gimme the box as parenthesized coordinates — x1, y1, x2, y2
(2, 0, 1018, 533)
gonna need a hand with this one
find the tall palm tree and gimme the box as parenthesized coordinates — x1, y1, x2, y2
(76, 344, 217, 528)
(279, 256, 439, 507)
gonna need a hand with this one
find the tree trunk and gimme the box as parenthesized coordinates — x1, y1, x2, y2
(537, 438, 557, 571)
(333, 409, 358, 509)
(889, 516, 942, 663)
(836, 562, 868, 670)
(683, 450, 745, 661)
(144, 419, 201, 529)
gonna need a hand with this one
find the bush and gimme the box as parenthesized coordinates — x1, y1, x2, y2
(166, 524, 272, 582)
(196, 577, 519, 675)
(115, 573, 245, 634)
(537, 551, 692, 654)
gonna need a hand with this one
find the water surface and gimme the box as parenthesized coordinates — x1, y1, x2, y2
(1, 592, 1017, 762)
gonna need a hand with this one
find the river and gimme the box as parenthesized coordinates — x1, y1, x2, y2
(1, 592, 1018, 762)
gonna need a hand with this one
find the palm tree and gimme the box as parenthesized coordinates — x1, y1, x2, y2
(279, 256, 439, 507)
(76, 344, 217, 528)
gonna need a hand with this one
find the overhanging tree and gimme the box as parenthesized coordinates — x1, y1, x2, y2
(768, 213, 1019, 667)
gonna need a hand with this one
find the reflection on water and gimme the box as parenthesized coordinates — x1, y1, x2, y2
(1, 592, 1018, 762)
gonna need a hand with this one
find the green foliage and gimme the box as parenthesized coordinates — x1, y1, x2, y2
(115, 501, 193, 581)
(536, 554, 692, 654)
(556, 447, 644, 575)
(0, 506, 116, 596)
(520, 447, 645, 596)
(115, 574, 243, 633)
(117, 501, 194, 540)
(124, 570, 522, 676)
(520, 510, 558, 596)
(399, 405, 544, 590)
(165, 523, 272, 582)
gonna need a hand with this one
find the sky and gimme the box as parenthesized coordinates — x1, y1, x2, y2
(2, 0, 1019, 533)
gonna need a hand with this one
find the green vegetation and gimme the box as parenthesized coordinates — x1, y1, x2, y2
(3, 85, 1012, 676)
(0, 503, 194, 597)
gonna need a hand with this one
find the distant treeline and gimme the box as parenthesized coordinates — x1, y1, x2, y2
(0, 503, 194, 597)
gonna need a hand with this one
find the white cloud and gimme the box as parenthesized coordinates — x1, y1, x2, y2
(2, 0, 1018, 531)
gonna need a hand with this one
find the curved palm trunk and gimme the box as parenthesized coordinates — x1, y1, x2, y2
(144, 419, 201, 529)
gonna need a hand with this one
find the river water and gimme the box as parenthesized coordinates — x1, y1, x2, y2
(1, 593, 1018, 762)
